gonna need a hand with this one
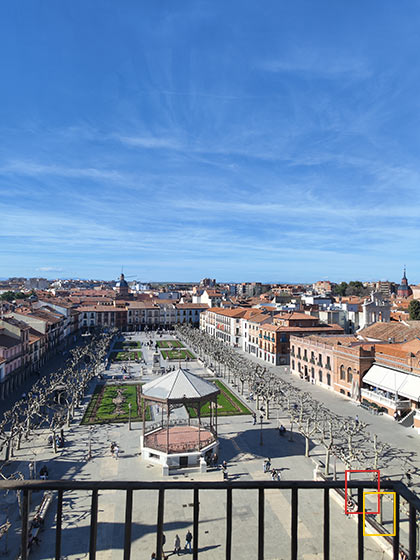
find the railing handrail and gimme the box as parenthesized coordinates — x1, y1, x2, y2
(0, 478, 416, 496)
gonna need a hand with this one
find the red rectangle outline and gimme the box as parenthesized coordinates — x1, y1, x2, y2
(344, 470, 380, 515)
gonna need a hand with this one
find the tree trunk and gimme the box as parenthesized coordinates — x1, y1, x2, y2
(305, 436, 310, 457)
(325, 448, 330, 475)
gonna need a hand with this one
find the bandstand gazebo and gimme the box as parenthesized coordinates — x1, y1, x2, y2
(140, 368, 220, 474)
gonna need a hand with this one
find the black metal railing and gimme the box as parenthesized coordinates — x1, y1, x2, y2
(1, 479, 419, 560)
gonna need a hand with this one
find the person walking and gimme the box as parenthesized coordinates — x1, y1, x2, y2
(114, 445, 119, 459)
(185, 529, 193, 552)
(174, 534, 181, 555)
(252, 412, 257, 425)
(355, 415, 359, 426)
(222, 465, 228, 480)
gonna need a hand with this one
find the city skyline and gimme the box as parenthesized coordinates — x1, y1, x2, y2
(2, 1, 420, 280)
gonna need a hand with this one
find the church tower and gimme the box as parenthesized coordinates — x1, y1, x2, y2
(397, 267, 412, 298)
(116, 273, 129, 297)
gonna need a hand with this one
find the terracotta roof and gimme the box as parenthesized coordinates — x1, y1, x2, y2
(175, 303, 209, 309)
(274, 312, 314, 321)
(291, 334, 359, 347)
(358, 322, 420, 343)
(248, 313, 272, 324)
(206, 307, 247, 318)
(0, 332, 20, 348)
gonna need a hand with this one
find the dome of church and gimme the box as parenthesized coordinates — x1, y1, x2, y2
(116, 273, 128, 288)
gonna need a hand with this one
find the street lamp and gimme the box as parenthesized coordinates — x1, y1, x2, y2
(87, 427, 93, 461)
(128, 402, 132, 431)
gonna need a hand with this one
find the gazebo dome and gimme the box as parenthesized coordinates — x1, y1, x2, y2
(142, 367, 219, 402)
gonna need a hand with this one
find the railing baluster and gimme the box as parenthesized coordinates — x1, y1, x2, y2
(323, 487, 330, 560)
(55, 489, 63, 560)
(21, 489, 29, 560)
(123, 489, 133, 560)
(193, 488, 199, 560)
(357, 487, 364, 560)
(409, 502, 416, 560)
(156, 488, 165, 560)
(89, 489, 99, 560)
(258, 488, 264, 560)
(226, 487, 232, 560)
(291, 488, 298, 560)
(393, 492, 400, 560)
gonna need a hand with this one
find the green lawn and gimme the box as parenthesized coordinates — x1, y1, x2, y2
(113, 340, 141, 350)
(81, 383, 151, 424)
(187, 380, 251, 417)
(109, 350, 143, 362)
(161, 349, 195, 360)
(156, 340, 184, 348)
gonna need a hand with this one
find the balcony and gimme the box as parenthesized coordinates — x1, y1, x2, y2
(1, 479, 418, 560)
(361, 389, 411, 411)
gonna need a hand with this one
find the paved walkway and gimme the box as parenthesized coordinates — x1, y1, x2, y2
(0, 332, 402, 559)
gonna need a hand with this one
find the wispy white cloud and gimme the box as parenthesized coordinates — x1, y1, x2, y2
(260, 48, 370, 79)
(0, 160, 128, 183)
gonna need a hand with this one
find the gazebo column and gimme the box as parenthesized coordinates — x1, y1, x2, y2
(166, 404, 170, 454)
(198, 403, 201, 449)
(215, 396, 218, 437)
(142, 397, 146, 434)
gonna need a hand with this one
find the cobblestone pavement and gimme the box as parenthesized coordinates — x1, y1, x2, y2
(0, 332, 402, 559)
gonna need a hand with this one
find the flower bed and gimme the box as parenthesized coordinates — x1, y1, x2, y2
(160, 349, 195, 360)
(109, 350, 143, 362)
(187, 380, 251, 417)
(81, 383, 150, 424)
(156, 340, 184, 349)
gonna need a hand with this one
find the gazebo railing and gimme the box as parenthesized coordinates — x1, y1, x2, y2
(143, 434, 216, 453)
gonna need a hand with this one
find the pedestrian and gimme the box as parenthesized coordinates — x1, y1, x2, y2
(29, 462, 34, 480)
(185, 529, 193, 552)
(252, 412, 257, 425)
(355, 415, 359, 425)
(174, 534, 181, 555)
(263, 459, 267, 473)
(266, 457, 271, 471)
(213, 452, 218, 467)
(114, 445, 119, 459)
(151, 554, 156, 559)
(110, 442, 115, 456)
(271, 469, 276, 481)
(222, 465, 228, 480)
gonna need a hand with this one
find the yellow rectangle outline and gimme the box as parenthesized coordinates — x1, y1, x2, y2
(363, 491, 396, 537)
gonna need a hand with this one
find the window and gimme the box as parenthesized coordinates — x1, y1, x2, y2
(292, 360, 295, 370)
(340, 365, 345, 380)
(327, 373, 331, 386)
(347, 368, 353, 383)
(318, 371, 322, 382)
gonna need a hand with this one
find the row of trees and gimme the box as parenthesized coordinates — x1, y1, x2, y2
(176, 325, 413, 479)
(0, 329, 116, 462)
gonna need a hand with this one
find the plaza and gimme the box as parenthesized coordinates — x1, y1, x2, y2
(0, 330, 417, 559)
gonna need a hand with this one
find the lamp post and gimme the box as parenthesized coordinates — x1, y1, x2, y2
(128, 402, 132, 431)
(87, 427, 93, 461)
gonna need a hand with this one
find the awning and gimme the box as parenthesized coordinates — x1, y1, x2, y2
(363, 364, 420, 401)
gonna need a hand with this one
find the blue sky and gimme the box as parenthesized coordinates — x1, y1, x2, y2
(1, 1, 420, 283)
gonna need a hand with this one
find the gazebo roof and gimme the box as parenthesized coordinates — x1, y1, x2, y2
(141, 367, 219, 402)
